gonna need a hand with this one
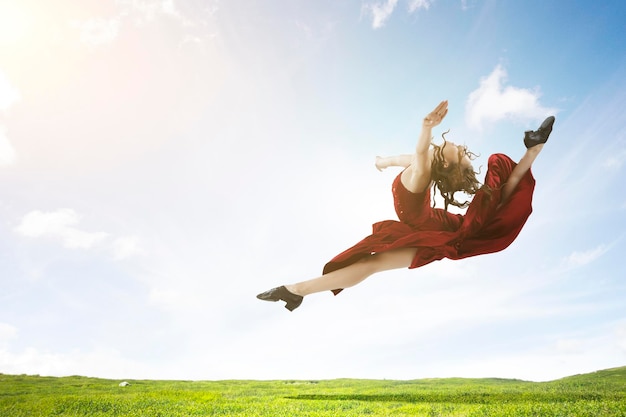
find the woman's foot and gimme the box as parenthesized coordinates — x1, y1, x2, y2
(524, 116, 555, 148)
(256, 286, 303, 311)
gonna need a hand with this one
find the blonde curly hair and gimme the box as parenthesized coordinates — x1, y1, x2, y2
(430, 131, 483, 210)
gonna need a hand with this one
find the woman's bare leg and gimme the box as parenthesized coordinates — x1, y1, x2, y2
(500, 115, 555, 204)
(285, 247, 418, 296)
(500, 144, 543, 204)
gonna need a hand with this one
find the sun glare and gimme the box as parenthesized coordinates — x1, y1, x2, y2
(0, 3, 34, 44)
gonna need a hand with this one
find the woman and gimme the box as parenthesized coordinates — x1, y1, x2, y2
(257, 101, 555, 311)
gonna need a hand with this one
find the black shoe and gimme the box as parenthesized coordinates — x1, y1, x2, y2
(524, 116, 555, 149)
(256, 286, 303, 311)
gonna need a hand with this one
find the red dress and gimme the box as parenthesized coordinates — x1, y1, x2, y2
(323, 154, 535, 294)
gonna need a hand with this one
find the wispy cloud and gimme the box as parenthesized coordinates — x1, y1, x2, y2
(603, 149, 626, 171)
(117, 0, 183, 22)
(465, 64, 558, 130)
(0, 345, 156, 380)
(365, 0, 471, 29)
(364, 0, 399, 29)
(72, 0, 206, 46)
(14, 209, 146, 260)
(72, 17, 121, 46)
(408, 0, 433, 13)
(563, 245, 609, 268)
(15, 209, 109, 249)
(112, 236, 143, 260)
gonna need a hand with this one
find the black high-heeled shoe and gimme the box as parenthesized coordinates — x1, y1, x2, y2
(256, 286, 303, 311)
(524, 116, 555, 149)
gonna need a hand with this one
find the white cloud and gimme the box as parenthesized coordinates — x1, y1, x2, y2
(465, 64, 558, 130)
(408, 0, 433, 13)
(0, 346, 156, 379)
(364, 0, 398, 29)
(14, 209, 146, 260)
(563, 245, 608, 268)
(14, 209, 109, 249)
(112, 236, 143, 260)
(73, 17, 121, 46)
(72, 0, 197, 47)
(117, 0, 184, 23)
(160, 0, 179, 17)
(364, 0, 449, 29)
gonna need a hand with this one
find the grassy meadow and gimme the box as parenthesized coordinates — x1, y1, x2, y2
(1, 366, 625, 416)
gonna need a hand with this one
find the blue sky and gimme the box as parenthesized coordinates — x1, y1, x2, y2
(1, 0, 625, 382)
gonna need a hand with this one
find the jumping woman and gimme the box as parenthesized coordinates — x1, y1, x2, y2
(257, 100, 555, 311)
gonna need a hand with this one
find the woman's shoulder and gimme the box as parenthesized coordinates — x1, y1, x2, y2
(393, 170, 431, 199)
(487, 153, 514, 165)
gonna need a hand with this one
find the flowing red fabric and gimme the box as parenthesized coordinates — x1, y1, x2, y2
(323, 153, 535, 295)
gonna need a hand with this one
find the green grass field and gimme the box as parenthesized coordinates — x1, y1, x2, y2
(1, 366, 625, 416)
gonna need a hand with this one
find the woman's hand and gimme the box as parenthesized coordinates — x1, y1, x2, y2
(375, 156, 386, 171)
(423, 100, 448, 129)
(405, 101, 449, 193)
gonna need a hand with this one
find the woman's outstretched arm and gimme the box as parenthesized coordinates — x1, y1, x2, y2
(401, 100, 449, 193)
(375, 154, 412, 171)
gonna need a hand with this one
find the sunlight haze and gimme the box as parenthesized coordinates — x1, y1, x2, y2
(1, 0, 625, 382)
